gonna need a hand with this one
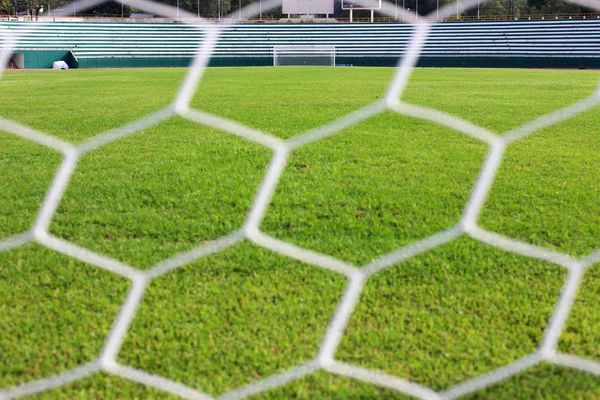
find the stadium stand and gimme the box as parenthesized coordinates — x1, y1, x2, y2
(1, 19, 600, 68)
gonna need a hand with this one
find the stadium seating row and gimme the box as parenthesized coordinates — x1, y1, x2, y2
(1, 19, 599, 68)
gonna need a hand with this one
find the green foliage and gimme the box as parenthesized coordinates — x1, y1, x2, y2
(0, 0, 12, 13)
(10, 0, 70, 18)
(401, 0, 591, 16)
(527, 0, 585, 13)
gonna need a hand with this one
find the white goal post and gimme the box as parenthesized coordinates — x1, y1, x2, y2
(273, 46, 336, 67)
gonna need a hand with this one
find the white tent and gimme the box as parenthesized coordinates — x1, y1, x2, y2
(52, 61, 69, 70)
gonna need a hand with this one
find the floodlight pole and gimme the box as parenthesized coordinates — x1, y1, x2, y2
(415, 0, 418, 19)
(197, 0, 199, 18)
(395, 0, 397, 20)
(239, 0, 241, 21)
(477, 0, 480, 18)
(259, 0, 262, 20)
(437, 0, 439, 19)
(121, 0, 130, 20)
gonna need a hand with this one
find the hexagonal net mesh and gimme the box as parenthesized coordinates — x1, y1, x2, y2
(1, 0, 600, 399)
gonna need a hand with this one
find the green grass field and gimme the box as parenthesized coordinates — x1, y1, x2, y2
(1, 66, 600, 399)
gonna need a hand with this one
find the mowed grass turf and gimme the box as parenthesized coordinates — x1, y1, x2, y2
(1, 67, 600, 399)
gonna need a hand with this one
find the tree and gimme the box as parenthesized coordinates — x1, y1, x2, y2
(23, 0, 44, 18)
(0, 0, 13, 13)
(527, 0, 585, 13)
(85, 1, 130, 16)
(152, 0, 231, 18)
(17, 0, 69, 19)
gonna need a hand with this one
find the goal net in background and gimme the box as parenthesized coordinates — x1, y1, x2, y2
(1, 0, 600, 399)
(273, 45, 336, 66)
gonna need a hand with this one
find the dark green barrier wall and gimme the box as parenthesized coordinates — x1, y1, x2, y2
(78, 57, 190, 68)
(19, 50, 78, 69)
(19, 53, 600, 69)
(210, 56, 600, 68)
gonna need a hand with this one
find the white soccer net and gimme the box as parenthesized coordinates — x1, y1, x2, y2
(1, 0, 600, 399)
(273, 45, 336, 67)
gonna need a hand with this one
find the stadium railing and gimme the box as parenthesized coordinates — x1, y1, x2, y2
(6, 12, 600, 23)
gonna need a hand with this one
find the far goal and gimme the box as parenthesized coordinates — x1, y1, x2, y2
(273, 46, 336, 67)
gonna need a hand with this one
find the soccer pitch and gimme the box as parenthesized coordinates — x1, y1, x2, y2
(1, 66, 600, 399)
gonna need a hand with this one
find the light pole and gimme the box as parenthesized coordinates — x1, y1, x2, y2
(395, 0, 397, 20)
(259, 0, 262, 20)
(239, 0, 242, 21)
(402, 0, 405, 20)
(197, 0, 199, 18)
(437, 0, 439, 19)
(176, 0, 179, 19)
(477, 0, 480, 19)
(121, 0, 131, 19)
(415, 0, 418, 19)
